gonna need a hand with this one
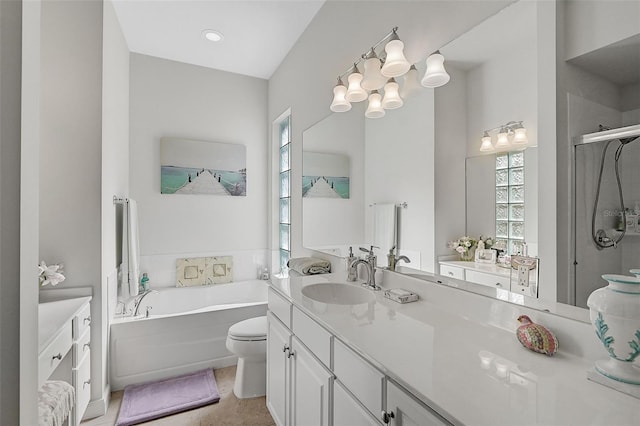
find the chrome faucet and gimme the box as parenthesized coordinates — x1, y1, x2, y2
(386, 246, 411, 271)
(133, 289, 159, 316)
(355, 246, 381, 290)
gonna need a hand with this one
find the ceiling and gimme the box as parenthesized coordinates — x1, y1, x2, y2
(111, 0, 325, 80)
(568, 33, 640, 86)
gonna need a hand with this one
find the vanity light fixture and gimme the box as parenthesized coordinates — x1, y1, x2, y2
(381, 78, 403, 109)
(361, 49, 387, 91)
(479, 121, 529, 153)
(329, 27, 451, 118)
(421, 51, 450, 88)
(345, 64, 368, 102)
(329, 77, 351, 112)
(365, 90, 385, 118)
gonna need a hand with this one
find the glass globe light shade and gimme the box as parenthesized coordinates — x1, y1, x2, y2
(479, 133, 494, 152)
(330, 78, 351, 112)
(381, 39, 411, 78)
(421, 52, 450, 88)
(494, 129, 511, 150)
(346, 67, 368, 103)
(365, 90, 385, 119)
(400, 65, 421, 98)
(513, 126, 528, 144)
(382, 79, 403, 110)
(361, 54, 387, 91)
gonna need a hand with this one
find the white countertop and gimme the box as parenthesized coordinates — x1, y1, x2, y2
(38, 297, 92, 351)
(269, 271, 638, 426)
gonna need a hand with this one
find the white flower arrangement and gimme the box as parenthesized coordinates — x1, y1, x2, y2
(38, 261, 66, 287)
(447, 236, 478, 256)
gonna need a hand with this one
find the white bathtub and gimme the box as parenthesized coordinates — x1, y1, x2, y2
(110, 280, 268, 390)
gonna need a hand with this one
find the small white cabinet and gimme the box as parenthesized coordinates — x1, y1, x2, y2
(290, 336, 332, 426)
(334, 381, 381, 426)
(385, 381, 449, 426)
(267, 312, 291, 426)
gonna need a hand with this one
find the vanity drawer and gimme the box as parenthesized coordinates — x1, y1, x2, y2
(292, 307, 331, 368)
(73, 354, 91, 425)
(73, 302, 92, 338)
(439, 264, 464, 280)
(73, 328, 91, 366)
(268, 288, 292, 329)
(333, 339, 384, 418)
(466, 270, 510, 289)
(38, 327, 73, 387)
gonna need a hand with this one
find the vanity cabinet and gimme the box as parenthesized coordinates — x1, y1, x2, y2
(439, 261, 511, 289)
(267, 286, 451, 426)
(39, 296, 92, 426)
(386, 381, 448, 426)
(267, 294, 334, 426)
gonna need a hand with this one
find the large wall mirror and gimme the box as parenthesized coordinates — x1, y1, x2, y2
(301, 0, 640, 315)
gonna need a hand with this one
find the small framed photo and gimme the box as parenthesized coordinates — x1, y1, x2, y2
(475, 248, 497, 264)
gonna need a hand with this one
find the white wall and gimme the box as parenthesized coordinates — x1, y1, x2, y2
(365, 90, 435, 271)
(0, 0, 22, 422)
(39, 0, 108, 413)
(302, 109, 365, 249)
(100, 0, 129, 413)
(268, 0, 511, 272)
(129, 54, 268, 277)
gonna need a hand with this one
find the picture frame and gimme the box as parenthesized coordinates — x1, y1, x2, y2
(475, 248, 497, 264)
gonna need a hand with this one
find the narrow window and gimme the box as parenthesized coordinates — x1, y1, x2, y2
(278, 114, 291, 272)
(495, 151, 525, 254)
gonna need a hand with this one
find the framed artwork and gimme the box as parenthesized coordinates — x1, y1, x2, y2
(176, 256, 233, 286)
(161, 138, 246, 196)
(302, 151, 350, 199)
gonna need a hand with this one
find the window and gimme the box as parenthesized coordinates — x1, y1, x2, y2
(278, 114, 291, 272)
(495, 151, 525, 254)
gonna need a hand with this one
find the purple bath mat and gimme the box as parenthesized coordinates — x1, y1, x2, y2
(116, 369, 220, 426)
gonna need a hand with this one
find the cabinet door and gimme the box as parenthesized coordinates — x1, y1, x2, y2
(334, 380, 382, 426)
(267, 312, 291, 426)
(290, 337, 333, 426)
(386, 381, 450, 426)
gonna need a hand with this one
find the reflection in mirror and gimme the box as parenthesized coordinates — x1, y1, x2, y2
(302, 106, 365, 257)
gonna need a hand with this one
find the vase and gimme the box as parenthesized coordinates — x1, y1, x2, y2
(587, 274, 640, 385)
(459, 247, 475, 262)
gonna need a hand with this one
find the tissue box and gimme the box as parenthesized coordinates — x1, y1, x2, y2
(384, 288, 419, 304)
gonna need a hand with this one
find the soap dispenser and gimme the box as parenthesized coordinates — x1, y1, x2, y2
(387, 246, 397, 271)
(346, 247, 357, 282)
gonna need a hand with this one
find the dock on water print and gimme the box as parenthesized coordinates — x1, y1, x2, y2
(160, 138, 246, 196)
(302, 151, 350, 199)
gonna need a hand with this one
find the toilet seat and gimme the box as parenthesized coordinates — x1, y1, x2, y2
(228, 316, 267, 341)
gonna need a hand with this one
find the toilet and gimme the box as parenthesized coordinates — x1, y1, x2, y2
(225, 316, 268, 399)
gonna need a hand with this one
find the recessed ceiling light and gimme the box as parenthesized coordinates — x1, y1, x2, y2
(202, 29, 224, 42)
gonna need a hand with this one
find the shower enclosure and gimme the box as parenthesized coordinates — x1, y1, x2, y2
(572, 123, 640, 308)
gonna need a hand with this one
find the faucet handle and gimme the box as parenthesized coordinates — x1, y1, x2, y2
(359, 245, 379, 255)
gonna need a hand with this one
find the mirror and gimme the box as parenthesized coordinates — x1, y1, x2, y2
(301, 0, 640, 314)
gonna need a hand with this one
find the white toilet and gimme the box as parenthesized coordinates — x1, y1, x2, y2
(225, 316, 268, 399)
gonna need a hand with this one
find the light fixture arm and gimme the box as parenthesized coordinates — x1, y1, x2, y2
(335, 27, 400, 80)
(483, 121, 525, 135)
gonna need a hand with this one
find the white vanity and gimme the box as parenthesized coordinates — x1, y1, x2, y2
(39, 297, 92, 425)
(267, 271, 637, 425)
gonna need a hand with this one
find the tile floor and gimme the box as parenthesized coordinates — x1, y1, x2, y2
(81, 366, 275, 426)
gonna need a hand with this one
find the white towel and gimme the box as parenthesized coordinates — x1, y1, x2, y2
(121, 199, 140, 299)
(373, 203, 397, 267)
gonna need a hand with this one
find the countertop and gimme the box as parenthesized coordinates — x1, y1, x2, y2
(269, 271, 638, 426)
(38, 296, 92, 351)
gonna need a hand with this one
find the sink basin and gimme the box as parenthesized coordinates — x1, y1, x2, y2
(301, 283, 375, 305)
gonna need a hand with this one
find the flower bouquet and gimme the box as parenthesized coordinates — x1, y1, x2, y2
(448, 236, 478, 261)
(38, 261, 66, 287)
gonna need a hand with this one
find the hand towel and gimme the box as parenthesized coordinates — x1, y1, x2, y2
(373, 203, 397, 266)
(121, 199, 140, 299)
(287, 257, 331, 275)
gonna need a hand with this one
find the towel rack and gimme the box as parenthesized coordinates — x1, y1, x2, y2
(369, 202, 408, 209)
(113, 196, 128, 205)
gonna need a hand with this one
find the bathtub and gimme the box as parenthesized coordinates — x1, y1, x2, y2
(110, 280, 268, 390)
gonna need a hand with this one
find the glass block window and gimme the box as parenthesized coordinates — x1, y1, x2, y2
(278, 115, 291, 272)
(495, 151, 525, 254)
